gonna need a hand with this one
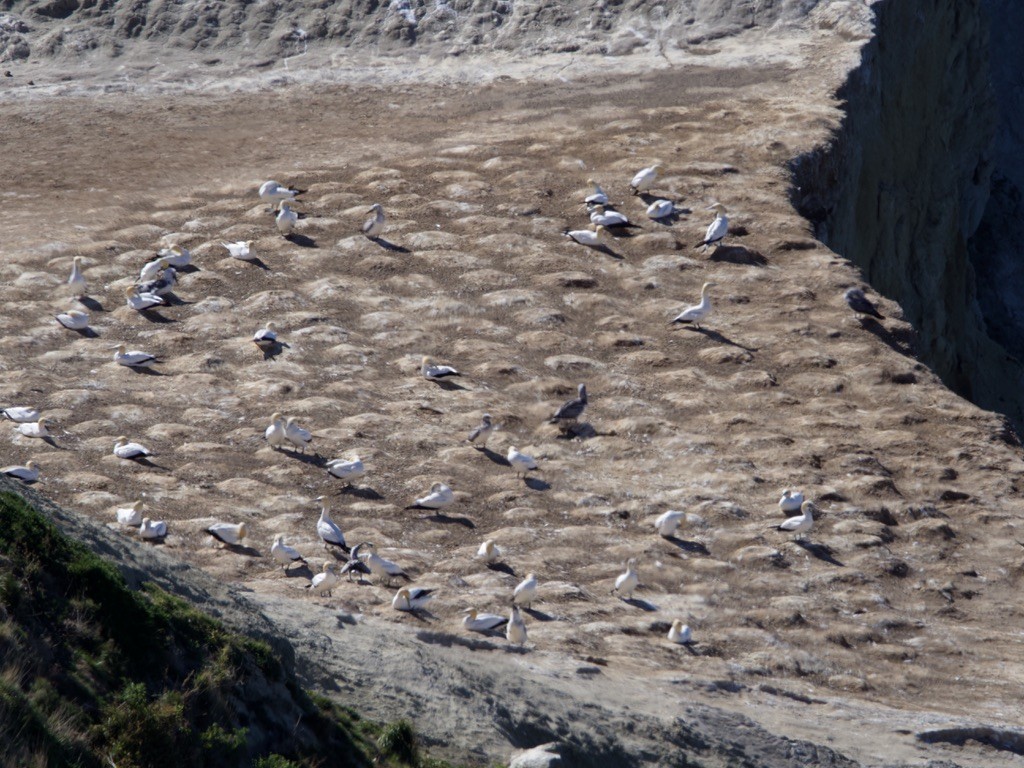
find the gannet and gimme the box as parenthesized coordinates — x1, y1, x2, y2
(206, 521, 247, 547)
(139, 256, 169, 283)
(654, 509, 685, 538)
(671, 282, 716, 329)
(223, 240, 256, 261)
(315, 500, 349, 553)
(139, 517, 167, 539)
(406, 482, 454, 510)
(114, 436, 151, 460)
(779, 489, 804, 514)
(392, 586, 434, 612)
(308, 562, 341, 597)
(271, 534, 307, 570)
(467, 413, 494, 447)
(16, 418, 50, 439)
(284, 417, 313, 453)
(421, 356, 461, 381)
(584, 179, 609, 206)
(463, 608, 507, 633)
(513, 573, 537, 608)
(1, 461, 40, 483)
(565, 225, 606, 247)
(253, 322, 278, 350)
(506, 605, 528, 645)
(125, 286, 167, 311)
(2, 407, 39, 423)
(775, 500, 815, 538)
(157, 245, 191, 268)
(340, 543, 373, 581)
(589, 206, 634, 228)
(259, 180, 303, 206)
(116, 501, 144, 526)
(112, 344, 159, 368)
(844, 287, 885, 319)
(276, 202, 298, 235)
(549, 383, 588, 425)
(362, 203, 385, 239)
(138, 266, 176, 297)
(668, 620, 693, 644)
(507, 446, 538, 478)
(68, 256, 86, 297)
(360, 543, 409, 585)
(630, 164, 662, 195)
(646, 199, 674, 220)
(612, 558, 640, 599)
(55, 310, 89, 330)
(696, 203, 728, 250)
(476, 539, 501, 563)
(327, 456, 365, 485)
(265, 413, 287, 450)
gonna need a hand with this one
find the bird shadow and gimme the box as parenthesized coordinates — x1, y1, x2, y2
(285, 564, 314, 579)
(486, 562, 516, 576)
(221, 543, 261, 558)
(70, 327, 100, 338)
(623, 597, 659, 612)
(284, 451, 327, 468)
(593, 244, 624, 260)
(127, 366, 166, 376)
(858, 318, 915, 357)
(339, 485, 384, 501)
(665, 537, 710, 556)
(416, 513, 475, 529)
(523, 607, 556, 622)
(794, 540, 845, 567)
(260, 341, 286, 361)
(371, 237, 411, 253)
(481, 447, 510, 467)
(690, 327, 759, 353)
(78, 297, 104, 312)
(637, 192, 661, 205)
(415, 630, 523, 652)
(524, 476, 551, 492)
(177, 264, 200, 274)
(555, 422, 597, 441)
(127, 457, 172, 471)
(400, 608, 437, 623)
(246, 257, 272, 270)
(285, 233, 317, 248)
(431, 379, 468, 391)
(707, 244, 768, 266)
(141, 535, 167, 545)
(39, 436, 64, 450)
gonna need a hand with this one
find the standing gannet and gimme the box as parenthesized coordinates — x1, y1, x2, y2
(340, 543, 373, 581)
(55, 310, 89, 330)
(113, 436, 152, 460)
(284, 417, 313, 453)
(549, 383, 588, 425)
(139, 517, 167, 539)
(2, 407, 39, 423)
(774, 500, 815, 539)
(362, 203, 385, 239)
(223, 240, 257, 261)
(158, 245, 191, 268)
(589, 206, 635, 228)
(406, 482, 455, 511)
(463, 608, 507, 633)
(612, 558, 640, 599)
(506, 605, 528, 645)
(668, 620, 693, 644)
(259, 180, 303, 206)
(265, 413, 287, 450)
(476, 539, 502, 563)
(392, 586, 434, 612)
(584, 179, 609, 206)
(139, 256, 169, 282)
(327, 456, 365, 485)
(420, 356, 461, 381)
(271, 534, 307, 570)
(564, 225, 607, 247)
(513, 573, 537, 608)
(630, 164, 662, 195)
(671, 282, 716, 329)
(308, 562, 341, 597)
(125, 285, 166, 312)
(646, 199, 674, 220)
(844, 287, 885, 320)
(276, 202, 298, 235)
(112, 344, 159, 368)
(253, 322, 278, 350)
(360, 544, 409, 585)
(68, 256, 86, 297)
(779, 489, 805, 514)
(696, 203, 728, 251)
(507, 447, 538, 478)
(467, 413, 494, 447)
(654, 509, 685, 538)
(315, 500, 349, 553)
(115, 500, 144, 526)
(16, 418, 50, 439)
(206, 521, 248, 548)
(138, 266, 177, 297)
(1, 461, 40, 483)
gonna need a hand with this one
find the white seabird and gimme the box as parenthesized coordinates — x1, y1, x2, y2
(565, 225, 606, 247)
(259, 180, 303, 206)
(779, 489, 804, 514)
(589, 206, 634, 228)
(55, 309, 89, 330)
(139, 517, 167, 540)
(696, 203, 728, 251)
(308, 562, 341, 597)
(284, 417, 313, 453)
(114, 436, 151, 460)
(513, 573, 537, 608)
(327, 456, 365, 485)
(68, 256, 87, 297)
(1, 460, 40, 483)
(276, 202, 298, 235)
(253, 322, 278, 350)
(206, 521, 247, 547)
(406, 482, 455, 511)
(668, 620, 693, 644)
(584, 178, 609, 206)
(467, 413, 494, 447)
(16, 418, 51, 439)
(654, 509, 685, 538)
(392, 586, 434, 612)
(340, 543, 373, 581)
(125, 286, 167, 312)
(506, 605, 528, 645)
(844, 287, 885, 320)
(2, 407, 40, 423)
(138, 266, 177, 297)
(112, 344, 159, 368)
(476, 539, 502, 563)
(549, 383, 588, 425)
(775, 500, 815, 539)
(315, 499, 349, 553)
(265, 413, 287, 450)
(271, 534, 307, 570)
(463, 608, 507, 633)
(646, 199, 674, 220)
(158, 245, 191, 268)
(630, 164, 662, 195)
(612, 558, 640, 599)
(507, 446, 538, 478)
(362, 203, 385, 239)
(671, 282, 716, 329)
(223, 240, 257, 261)
(360, 543, 409, 585)
(421, 356, 461, 381)
(116, 501, 144, 526)
(139, 256, 169, 283)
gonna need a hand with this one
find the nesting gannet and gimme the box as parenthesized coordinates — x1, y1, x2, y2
(564, 225, 606, 247)
(467, 413, 494, 447)
(589, 206, 634, 228)
(271, 534, 307, 570)
(360, 543, 409, 585)
(671, 282, 716, 329)
(68, 256, 86, 297)
(157, 245, 191, 268)
(223, 240, 257, 261)
(326, 456, 365, 486)
(507, 446, 538, 478)
(2, 407, 39, 423)
(206, 521, 247, 547)
(779, 489, 804, 514)
(308, 562, 341, 597)
(844, 287, 885, 320)
(407, 482, 455, 511)
(630, 164, 662, 195)
(138, 266, 177, 297)
(549, 383, 588, 425)
(507, 605, 528, 645)
(114, 436, 151, 460)
(668, 620, 693, 644)
(775, 500, 815, 538)
(1, 461, 40, 483)
(392, 586, 434, 612)
(463, 608, 507, 633)
(284, 417, 313, 453)
(421, 356, 461, 381)
(253, 322, 278, 350)
(513, 573, 537, 608)
(116, 501, 144, 526)
(584, 179, 609, 206)
(646, 199, 674, 220)
(362, 203, 385, 239)
(55, 309, 89, 330)
(612, 558, 640, 599)
(696, 203, 728, 250)
(265, 413, 287, 450)
(654, 509, 685, 538)
(139, 256, 169, 283)
(16, 418, 50, 439)
(112, 344, 159, 368)
(476, 539, 502, 563)
(340, 543, 373, 581)
(125, 286, 167, 312)
(315, 500, 349, 553)
(139, 517, 167, 539)
(276, 202, 298, 235)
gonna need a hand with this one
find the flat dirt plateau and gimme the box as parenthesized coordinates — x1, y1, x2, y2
(4, 26, 1024, 768)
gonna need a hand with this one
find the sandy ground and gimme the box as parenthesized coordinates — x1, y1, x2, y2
(3, 37, 1024, 767)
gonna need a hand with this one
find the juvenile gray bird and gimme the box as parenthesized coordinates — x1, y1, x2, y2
(549, 383, 588, 425)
